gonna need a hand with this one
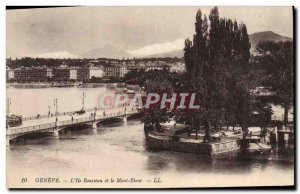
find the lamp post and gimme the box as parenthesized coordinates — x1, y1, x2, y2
(54, 98, 58, 117)
(82, 92, 86, 110)
(7, 98, 11, 116)
(48, 105, 51, 117)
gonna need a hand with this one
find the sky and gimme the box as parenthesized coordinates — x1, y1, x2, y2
(6, 6, 293, 58)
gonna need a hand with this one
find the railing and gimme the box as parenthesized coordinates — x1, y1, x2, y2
(8, 109, 140, 135)
(59, 109, 139, 126)
(21, 106, 127, 121)
(59, 116, 94, 126)
(9, 122, 56, 135)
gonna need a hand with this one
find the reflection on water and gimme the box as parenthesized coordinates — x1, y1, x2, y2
(7, 119, 294, 186)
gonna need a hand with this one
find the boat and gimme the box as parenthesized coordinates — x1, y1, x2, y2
(70, 82, 80, 87)
(126, 84, 141, 91)
(146, 130, 239, 156)
(144, 120, 240, 156)
(126, 89, 136, 97)
(106, 83, 118, 88)
(114, 88, 127, 95)
(239, 136, 272, 154)
(160, 120, 188, 131)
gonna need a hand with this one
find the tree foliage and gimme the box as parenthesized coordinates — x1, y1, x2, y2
(184, 7, 251, 141)
(255, 40, 293, 124)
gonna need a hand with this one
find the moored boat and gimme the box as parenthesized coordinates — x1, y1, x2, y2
(239, 136, 272, 154)
(145, 130, 239, 156)
(126, 89, 136, 97)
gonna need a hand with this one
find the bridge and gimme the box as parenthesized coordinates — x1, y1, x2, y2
(6, 107, 140, 146)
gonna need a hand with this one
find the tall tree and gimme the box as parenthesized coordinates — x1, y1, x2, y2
(184, 7, 251, 142)
(256, 41, 293, 124)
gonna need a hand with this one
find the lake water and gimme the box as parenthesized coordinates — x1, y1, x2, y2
(6, 87, 294, 188)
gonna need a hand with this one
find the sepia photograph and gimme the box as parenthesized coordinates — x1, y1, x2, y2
(6, 6, 294, 189)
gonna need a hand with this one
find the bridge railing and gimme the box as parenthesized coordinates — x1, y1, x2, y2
(21, 106, 116, 121)
(9, 109, 140, 135)
(95, 109, 139, 120)
(9, 122, 56, 135)
(59, 116, 95, 126)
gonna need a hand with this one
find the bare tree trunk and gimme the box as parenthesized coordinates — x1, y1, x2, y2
(284, 103, 290, 125)
(204, 119, 211, 142)
(242, 124, 248, 140)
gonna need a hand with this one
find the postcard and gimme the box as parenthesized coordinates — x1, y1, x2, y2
(6, 6, 294, 188)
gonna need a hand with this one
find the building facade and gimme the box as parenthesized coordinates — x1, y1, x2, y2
(14, 66, 48, 82)
(89, 65, 105, 79)
(52, 65, 71, 82)
(6, 67, 14, 81)
(8, 60, 181, 82)
(70, 69, 77, 80)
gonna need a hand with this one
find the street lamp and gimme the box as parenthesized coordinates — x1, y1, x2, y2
(7, 98, 11, 116)
(82, 92, 86, 110)
(54, 98, 58, 118)
(48, 105, 51, 117)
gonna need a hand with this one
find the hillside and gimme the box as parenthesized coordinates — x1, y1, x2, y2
(249, 31, 292, 52)
(142, 31, 292, 58)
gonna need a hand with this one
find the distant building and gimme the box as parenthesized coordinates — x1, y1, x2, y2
(169, 62, 186, 73)
(7, 59, 183, 82)
(119, 64, 128, 77)
(77, 68, 89, 82)
(53, 65, 71, 82)
(6, 67, 14, 81)
(145, 61, 170, 72)
(70, 68, 77, 80)
(46, 68, 53, 79)
(89, 65, 105, 79)
(104, 65, 118, 77)
(103, 62, 128, 78)
(14, 66, 48, 82)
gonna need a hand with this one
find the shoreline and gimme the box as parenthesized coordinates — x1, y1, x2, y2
(6, 82, 128, 88)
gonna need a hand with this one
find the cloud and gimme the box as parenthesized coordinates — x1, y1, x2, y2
(128, 39, 185, 57)
(33, 51, 79, 59)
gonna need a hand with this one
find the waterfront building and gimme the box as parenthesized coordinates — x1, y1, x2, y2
(118, 64, 128, 77)
(70, 68, 77, 80)
(77, 68, 89, 82)
(6, 67, 14, 81)
(52, 65, 71, 82)
(14, 66, 48, 82)
(104, 65, 118, 78)
(46, 68, 53, 79)
(89, 65, 105, 79)
(8, 60, 181, 82)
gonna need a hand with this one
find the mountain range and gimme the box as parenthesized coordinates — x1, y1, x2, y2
(80, 31, 292, 59)
(248, 31, 292, 53)
(81, 44, 132, 59)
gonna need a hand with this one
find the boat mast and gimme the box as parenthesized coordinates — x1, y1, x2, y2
(82, 92, 86, 110)
(54, 98, 58, 116)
